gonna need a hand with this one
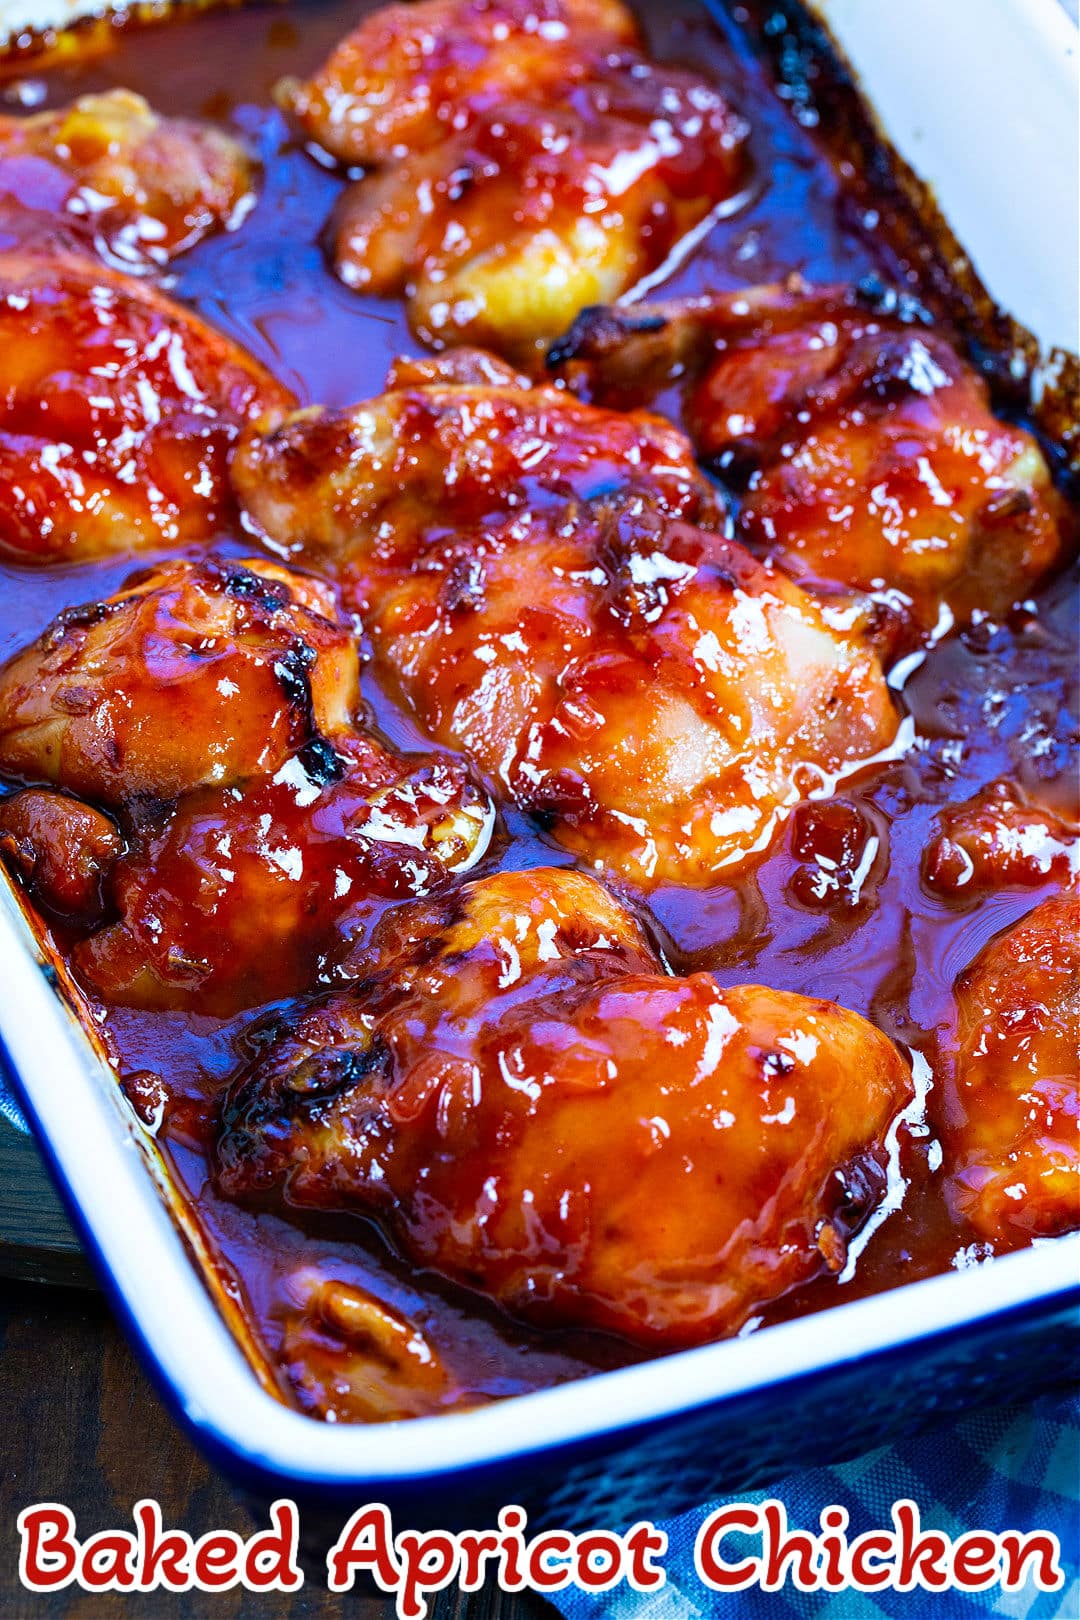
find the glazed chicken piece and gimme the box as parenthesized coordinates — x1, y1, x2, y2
(946, 890, 1079, 1246)
(0, 558, 493, 1011)
(234, 363, 897, 886)
(232, 354, 718, 568)
(75, 737, 492, 1012)
(552, 279, 1069, 627)
(278, 1272, 463, 1423)
(0, 789, 121, 924)
(287, 0, 748, 357)
(0, 557, 357, 804)
(0, 89, 254, 265)
(287, 0, 638, 164)
(0, 249, 293, 563)
(216, 867, 913, 1348)
(922, 780, 1078, 898)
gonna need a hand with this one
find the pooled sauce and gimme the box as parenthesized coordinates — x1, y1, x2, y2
(0, 0, 1076, 1419)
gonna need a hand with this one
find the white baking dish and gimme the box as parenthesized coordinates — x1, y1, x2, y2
(0, 0, 1077, 1521)
(816, 0, 1078, 355)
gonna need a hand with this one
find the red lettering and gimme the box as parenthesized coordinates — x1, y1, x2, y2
(624, 1523, 666, 1590)
(849, 1532, 894, 1589)
(18, 1506, 78, 1591)
(525, 1532, 572, 1590)
(497, 1506, 527, 1590)
(456, 1531, 499, 1590)
(951, 1533, 998, 1588)
(1000, 1531, 1064, 1591)
(244, 1502, 302, 1592)
(327, 1505, 400, 1593)
(193, 1532, 242, 1589)
(131, 1501, 191, 1590)
(576, 1532, 622, 1590)
(893, 1501, 948, 1590)
(761, 1501, 816, 1589)
(817, 1506, 848, 1589)
(395, 1531, 456, 1620)
(695, 1506, 762, 1590)
(79, 1533, 136, 1590)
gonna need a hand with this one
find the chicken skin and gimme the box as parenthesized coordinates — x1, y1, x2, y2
(234, 362, 897, 885)
(0, 557, 358, 804)
(946, 890, 1079, 1246)
(287, 0, 638, 165)
(552, 279, 1069, 628)
(74, 738, 492, 1013)
(0, 558, 493, 1011)
(232, 355, 718, 565)
(922, 780, 1078, 899)
(287, 0, 748, 357)
(0, 250, 293, 563)
(216, 867, 913, 1348)
(0, 89, 254, 265)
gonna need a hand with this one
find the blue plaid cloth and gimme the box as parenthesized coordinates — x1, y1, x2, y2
(552, 1393, 1080, 1620)
(0, 1064, 28, 1133)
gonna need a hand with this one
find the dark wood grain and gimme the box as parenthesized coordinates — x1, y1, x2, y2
(0, 1126, 557, 1620)
(0, 1119, 91, 1287)
(0, 1282, 558, 1619)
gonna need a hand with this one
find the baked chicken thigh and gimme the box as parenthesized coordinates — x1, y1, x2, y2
(0, 558, 492, 1010)
(286, 0, 748, 356)
(0, 556, 357, 803)
(0, 249, 292, 563)
(234, 358, 898, 885)
(553, 279, 1069, 628)
(217, 867, 914, 1347)
(0, 89, 254, 265)
(946, 889, 1079, 1245)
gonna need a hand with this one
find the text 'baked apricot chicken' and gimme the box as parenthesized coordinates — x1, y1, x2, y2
(285, 0, 748, 356)
(0, 558, 493, 1012)
(234, 352, 900, 886)
(0, 250, 293, 563)
(216, 867, 914, 1348)
(553, 278, 1070, 629)
(0, 88, 254, 265)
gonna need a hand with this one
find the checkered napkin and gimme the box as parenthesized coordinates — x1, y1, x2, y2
(552, 1393, 1080, 1620)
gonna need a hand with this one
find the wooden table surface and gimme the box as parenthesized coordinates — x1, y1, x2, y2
(0, 1280, 560, 1619)
(0, 1123, 555, 1620)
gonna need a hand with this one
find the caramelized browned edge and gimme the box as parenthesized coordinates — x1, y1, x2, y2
(736, 0, 1079, 475)
(0, 879, 290, 1404)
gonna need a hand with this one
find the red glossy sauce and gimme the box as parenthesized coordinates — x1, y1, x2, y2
(0, 0, 1075, 1420)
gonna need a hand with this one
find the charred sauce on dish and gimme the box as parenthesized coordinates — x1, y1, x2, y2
(0, 0, 1076, 1419)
